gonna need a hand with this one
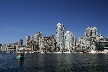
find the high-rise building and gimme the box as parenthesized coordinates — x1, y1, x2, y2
(82, 26, 99, 50)
(18, 39, 23, 47)
(26, 36, 30, 46)
(64, 31, 74, 51)
(84, 26, 98, 37)
(1, 44, 7, 51)
(56, 23, 66, 50)
(49, 35, 56, 51)
(32, 32, 43, 50)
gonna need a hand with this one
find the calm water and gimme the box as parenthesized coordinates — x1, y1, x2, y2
(0, 53, 108, 72)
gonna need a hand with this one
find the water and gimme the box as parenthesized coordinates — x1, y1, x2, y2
(0, 53, 108, 72)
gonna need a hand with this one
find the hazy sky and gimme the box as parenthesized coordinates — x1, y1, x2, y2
(0, 0, 108, 44)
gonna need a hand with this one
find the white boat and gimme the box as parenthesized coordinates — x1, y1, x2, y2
(79, 52, 83, 54)
(101, 51, 107, 53)
(63, 51, 71, 54)
(29, 51, 32, 53)
(97, 51, 107, 53)
(24, 51, 28, 53)
(88, 50, 96, 53)
(103, 49, 108, 53)
(52, 51, 63, 54)
(56, 52, 63, 53)
(73, 52, 77, 53)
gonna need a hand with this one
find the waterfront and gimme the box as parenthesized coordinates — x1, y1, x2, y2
(0, 53, 108, 72)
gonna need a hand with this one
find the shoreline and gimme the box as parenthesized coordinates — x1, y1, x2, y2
(2, 51, 108, 54)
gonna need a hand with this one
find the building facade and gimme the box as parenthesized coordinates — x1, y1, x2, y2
(32, 32, 43, 50)
(64, 31, 74, 51)
(78, 26, 106, 51)
(56, 23, 66, 51)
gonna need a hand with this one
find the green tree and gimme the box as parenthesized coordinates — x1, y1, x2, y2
(105, 38, 108, 41)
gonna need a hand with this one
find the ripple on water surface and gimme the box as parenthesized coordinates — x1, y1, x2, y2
(0, 53, 108, 72)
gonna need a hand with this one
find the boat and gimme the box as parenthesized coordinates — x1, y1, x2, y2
(16, 52, 24, 60)
(29, 51, 32, 53)
(73, 52, 77, 53)
(16, 47, 24, 60)
(63, 51, 71, 54)
(79, 52, 83, 54)
(53, 51, 62, 54)
(88, 50, 96, 53)
(24, 51, 28, 53)
(101, 51, 107, 53)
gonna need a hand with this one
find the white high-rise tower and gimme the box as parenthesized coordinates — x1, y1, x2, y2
(56, 23, 66, 50)
(64, 31, 74, 51)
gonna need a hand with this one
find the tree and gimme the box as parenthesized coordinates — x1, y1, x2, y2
(105, 38, 108, 41)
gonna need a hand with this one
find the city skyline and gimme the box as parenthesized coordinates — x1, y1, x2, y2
(0, 0, 108, 44)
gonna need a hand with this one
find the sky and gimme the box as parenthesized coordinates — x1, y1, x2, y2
(0, 0, 108, 44)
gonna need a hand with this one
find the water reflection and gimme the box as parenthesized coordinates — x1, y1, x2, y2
(17, 60, 24, 67)
(1, 53, 108, 72)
